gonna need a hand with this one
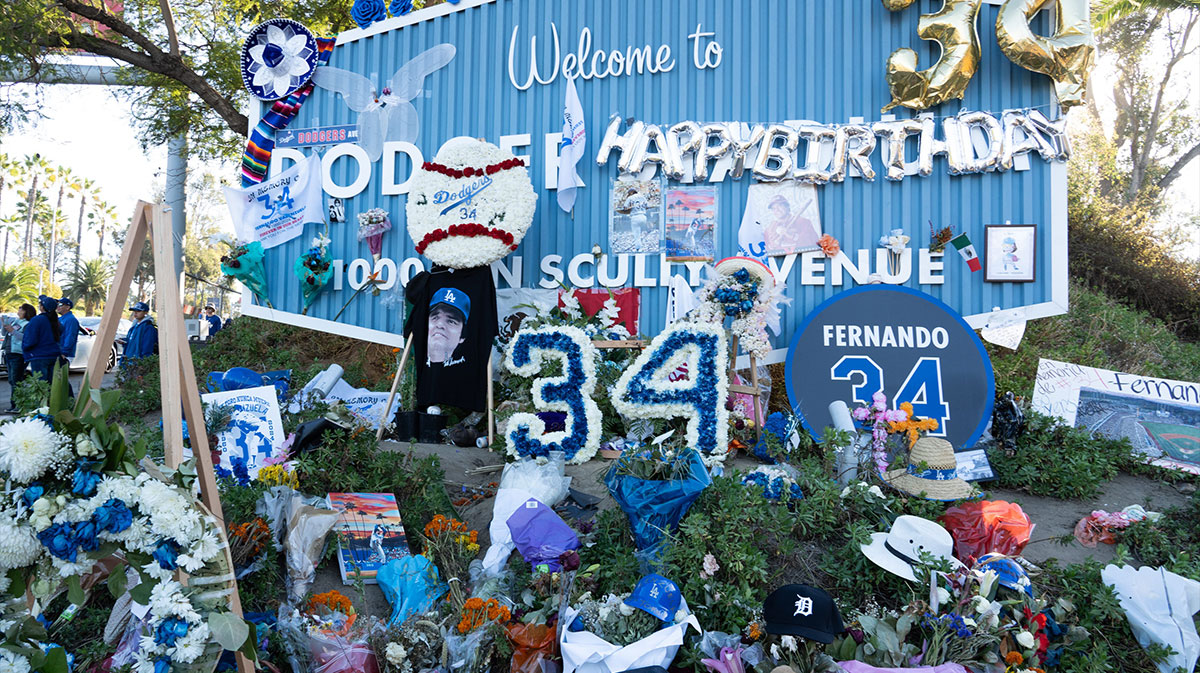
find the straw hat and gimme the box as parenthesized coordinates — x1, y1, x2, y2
(883, 437, 973, 501)
(713, 256, 775, 292)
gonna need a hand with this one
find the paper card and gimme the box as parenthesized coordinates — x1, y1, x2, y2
(198, 385, 285, 478)
(981, 307, 1027, 350)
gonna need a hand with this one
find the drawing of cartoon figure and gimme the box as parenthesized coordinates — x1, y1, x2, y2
(1001, 237, 1020, 273)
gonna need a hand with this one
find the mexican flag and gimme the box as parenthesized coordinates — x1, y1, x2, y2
(950, 233, 982, 272)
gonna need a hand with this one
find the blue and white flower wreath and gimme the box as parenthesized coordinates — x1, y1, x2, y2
(504, 325, 602, 464)
(611, 322, 730, 467)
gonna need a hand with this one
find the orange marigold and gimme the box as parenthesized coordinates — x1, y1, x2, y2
(747, 622, 763, 641)
(1005, 652, 1024, 665)
(306, 590, 353, 615)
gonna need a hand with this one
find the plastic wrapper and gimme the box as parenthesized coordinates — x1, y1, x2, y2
(938, 500, 1033, 562)
(1102, 564, 1200, 673)
(480, 454, 572, 575)
(508, 498, 580, 572)
(605, 449, 711, 570)
(559, 598, 700, 673)
(443, 628, 491, 672)
(507, 623, 558, 673)
(286, 503, 341, 604)
(309, 627, 380, 673)
(378, 555, 447, 627)
(697, 632, 763, 668)
(838, 664, 969, 673)
(222, 241, 272, 307)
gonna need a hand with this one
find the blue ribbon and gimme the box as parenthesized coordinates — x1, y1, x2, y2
(907, 464, 958, 481)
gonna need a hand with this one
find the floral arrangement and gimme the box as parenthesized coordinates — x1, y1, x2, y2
(0, 372, 254, 673)
(406, 139, 536, 269)
(751, 411, 795, 463)
(740, 466, 804, 502)
(503, 326, 602, 464)
(888, 401, 941, 447)
(612, 440, 694, 482)
(568, 592, 663, 647)
(229, 516, 272, 567)
(930, 222, 956, 253)
(370, 616, 443, 673)
(422, 515, 479, 610)
(611, 322, 730, 466)
(356, 208, 392, 262)
(306, 590, 355, 616)
(690, 263, 783, 361)
(294, 232, 333, 314)
(455, 597, 511, 634)
(851, 392, 909, 475)
(257, 463, 298, 489)
(221, 240, 272, 308)
(878, 228, 911, 275)
(817, 233, 841, 257)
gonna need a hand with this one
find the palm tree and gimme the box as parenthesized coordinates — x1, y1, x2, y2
(0, 154, 15, 267)
(96, 200, 118, 259)
(19, 154, 50, 263)
(47, 166, 77, 285)
(62, 259, 112, 316)
(0, 265, 39, 311)
(1095, 0, 1200, 30)
(72, 177, 97, 273)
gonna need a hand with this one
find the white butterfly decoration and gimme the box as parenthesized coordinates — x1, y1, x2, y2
(311, 44, 456, 161)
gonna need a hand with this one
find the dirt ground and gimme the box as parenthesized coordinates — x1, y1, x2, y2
(306, 440, 1195, 618)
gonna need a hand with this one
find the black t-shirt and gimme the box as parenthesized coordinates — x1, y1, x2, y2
(403, 266, 498, 412)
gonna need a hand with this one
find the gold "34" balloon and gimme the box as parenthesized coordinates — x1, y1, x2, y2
(883, 0, 1096, 112)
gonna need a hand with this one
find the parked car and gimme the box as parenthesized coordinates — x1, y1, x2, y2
(0, 315, 130, 377)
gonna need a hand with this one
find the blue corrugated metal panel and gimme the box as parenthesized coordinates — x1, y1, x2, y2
(257, 0, 1062, 350)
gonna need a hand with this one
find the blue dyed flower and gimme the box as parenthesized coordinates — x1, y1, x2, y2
(71, 459, 102, 497)
(22, 483, 44, 509)
(74, 520, 100, 553)
(91, 498, 133, 534)
(153, 539, 181, 570)
(154, 617, 190, 647)
(38, 523, 78, 562)
(389, 0, 413, 15)
(733, 269, 750, 282)
(230, 456, 251, 487)
(350, 0, 386, 28)
(155, 656, 172, 673)
(215, 464, 233, 480)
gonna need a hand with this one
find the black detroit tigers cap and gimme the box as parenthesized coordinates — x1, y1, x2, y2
(762, 584, 845, 643)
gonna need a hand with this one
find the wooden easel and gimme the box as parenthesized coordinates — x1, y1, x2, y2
(83, 202, 254, 673)
(728, 335, 763, 441)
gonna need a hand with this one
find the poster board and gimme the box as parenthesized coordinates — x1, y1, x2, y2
(199, 385, 286, 477)
(1032, 359, 1200, 474)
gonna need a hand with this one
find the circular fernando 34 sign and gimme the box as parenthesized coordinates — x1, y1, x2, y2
(785, 286, 995, 449)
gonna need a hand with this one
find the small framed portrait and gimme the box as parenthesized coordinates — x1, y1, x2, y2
(984, 224, 1037, 283)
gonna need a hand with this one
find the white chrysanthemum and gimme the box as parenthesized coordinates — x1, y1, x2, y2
(190, 529, 221, 563)
(134, 651, 157, 673)
(176, 553, 205, 573)
(0, 650, 31, 673)
(0, 418, 70, 483)
(142, 562, 175, 582)
(0, 510, 43, 570)
(95, 474, 140, 504)
(0, 575, 10, 594)
(53, 557, 97, 578)
(149, 580, 190, 616)
(386, 642, 408, 665)
(173, 622, 209, 663)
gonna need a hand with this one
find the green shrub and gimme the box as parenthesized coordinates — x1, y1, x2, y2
(988, 411, 1133, 499)
(12, 375, 49, 413)
(988, 283, 1200, 400)
(1120, 493, 1200, 576)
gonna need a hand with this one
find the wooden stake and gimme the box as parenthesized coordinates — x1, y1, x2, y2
(376, 338, 411, 441)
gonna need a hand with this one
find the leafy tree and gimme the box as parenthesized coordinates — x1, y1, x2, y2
(62, 258, 113, 315)
(0, 264, 39, 310)
(1094, 0, 1200, 30)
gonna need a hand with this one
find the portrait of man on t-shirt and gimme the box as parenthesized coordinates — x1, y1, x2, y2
(427, 287, 469, 367)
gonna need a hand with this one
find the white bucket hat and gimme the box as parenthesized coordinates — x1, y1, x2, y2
(860, 515, 964, 582)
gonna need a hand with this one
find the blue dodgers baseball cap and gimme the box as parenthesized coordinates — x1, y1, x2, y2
(129, 301, 150, 312)
(58, 297, 73, 308)
(624, 574, 682, 622)
(429, 287, 470, 322)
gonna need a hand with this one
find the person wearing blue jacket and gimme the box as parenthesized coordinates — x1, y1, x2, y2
(55, 298, 82, 397)
(23, 296, 64, 383)
(120, 301, 158, 363)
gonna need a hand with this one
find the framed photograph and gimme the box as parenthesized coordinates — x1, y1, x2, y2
(984, 224, 1037, 283)
(609, 178, 664, 254)
(664, 186, 718, 262)
(954, 448, 996, 482)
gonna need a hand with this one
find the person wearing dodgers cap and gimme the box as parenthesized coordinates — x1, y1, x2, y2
(427, 287, 470, 366)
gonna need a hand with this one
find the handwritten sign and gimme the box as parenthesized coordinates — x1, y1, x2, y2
(199, 385, 285, 477)
(1032, 359, 1200, 474)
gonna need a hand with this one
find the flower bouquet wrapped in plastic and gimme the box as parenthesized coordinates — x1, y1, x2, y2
(222, 241, 273, 308)
(294, 233, 333, 314)
(559, 589, 700, 673)
(357, 208, 392, 262)
(604, 445, 711, 571)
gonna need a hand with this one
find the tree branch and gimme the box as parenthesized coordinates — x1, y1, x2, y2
(53, 0, 166, 61)
(1157, 141, 1200, 193)
(158, 0, 180, 57)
